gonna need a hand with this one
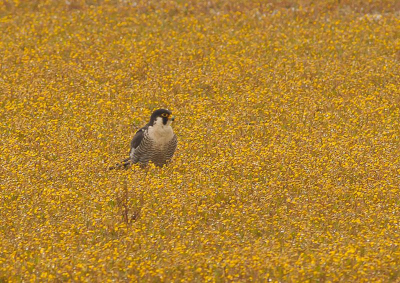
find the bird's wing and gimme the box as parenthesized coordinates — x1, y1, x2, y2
(130, 125, 148, 150)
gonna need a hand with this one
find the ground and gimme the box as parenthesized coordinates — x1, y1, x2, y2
(1, 0, 400, 281)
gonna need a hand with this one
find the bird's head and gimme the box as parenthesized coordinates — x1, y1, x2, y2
(150, 109, 175, 126)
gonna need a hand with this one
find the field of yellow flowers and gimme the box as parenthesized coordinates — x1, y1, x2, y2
(1, 0, 400, 281)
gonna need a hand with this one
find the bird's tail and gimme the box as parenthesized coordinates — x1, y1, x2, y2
(108, 158, 132, 170)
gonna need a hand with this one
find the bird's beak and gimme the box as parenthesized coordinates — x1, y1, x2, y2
(171, 116, 175, 121)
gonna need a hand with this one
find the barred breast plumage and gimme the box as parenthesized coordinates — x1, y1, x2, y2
(110, 109, 177, 170)
(130, 129, 177, 167)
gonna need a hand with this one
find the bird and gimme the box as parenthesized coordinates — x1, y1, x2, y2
(110, 109, 178, 169)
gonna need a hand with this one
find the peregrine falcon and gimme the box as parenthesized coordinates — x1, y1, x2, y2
(110, 109, 178, 169)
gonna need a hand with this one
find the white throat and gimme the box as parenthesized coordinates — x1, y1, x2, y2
(148, 117, 174, 144)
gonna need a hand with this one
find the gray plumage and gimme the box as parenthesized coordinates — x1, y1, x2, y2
(130, 129, 177, 167)
(110, 109, 177, 169)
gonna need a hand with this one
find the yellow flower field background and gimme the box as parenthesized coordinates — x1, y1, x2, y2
(1, 0, 400, 281)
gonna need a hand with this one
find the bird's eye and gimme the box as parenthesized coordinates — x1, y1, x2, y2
(161, 113, 169, 117)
